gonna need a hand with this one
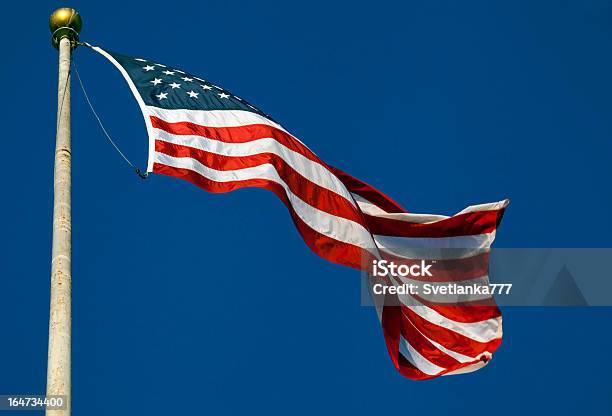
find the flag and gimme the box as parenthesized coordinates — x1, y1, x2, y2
(90, 45, 509, 380)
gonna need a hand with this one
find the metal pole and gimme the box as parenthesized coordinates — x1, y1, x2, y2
(47, 8, 82, 416)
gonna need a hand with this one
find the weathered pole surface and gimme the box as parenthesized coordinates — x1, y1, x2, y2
(47, 8, 82, 416)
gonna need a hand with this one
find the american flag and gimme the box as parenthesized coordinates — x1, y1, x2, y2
(91, 45, 509, 380)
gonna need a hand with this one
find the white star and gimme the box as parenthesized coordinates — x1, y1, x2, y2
(150, 78, 163, 86)
(201, 84, 212, 90)
(163, 70, 175, 75)
(187, 90, 199, 98)
(218, 93, 230, 99)
(182, 77, 193, 82)
(156, 92, 168, 100)
(143, 65, 155, 71)
(169, 82, 181, 89)
(135, 58, 147, 62)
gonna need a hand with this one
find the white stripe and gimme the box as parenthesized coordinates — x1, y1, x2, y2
(154, 129, 356, 207)
(443, 360, 489, 376)
(455, 200, 510, 216)
(374, 232, 495, 260)
(155, 153, 378, 254)
(426, 334, 482, 363)
(357, 199, 509, 224)
(365, 211, 449, 223)
(403, 310, 481, 363)
(397, 292, 503, 343)
(146, 105, 288, 132)
(399, 336, 445, 376)
(351, 194, 390, 216)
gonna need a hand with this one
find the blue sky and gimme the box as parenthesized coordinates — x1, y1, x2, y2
(1, 0, 611, 414)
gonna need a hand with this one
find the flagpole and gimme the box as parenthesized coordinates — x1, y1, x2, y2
(47, 8, 82, 416)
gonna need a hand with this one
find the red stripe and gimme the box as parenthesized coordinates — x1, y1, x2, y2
(153, 162, 367, 270)
(151, 116, 326, 167)
(379, 274, 501, 322)
(381, 298, 402, 370)
(396, 354, 436, 380)
(411, 295, 502, 322)
(154, 140, 365, 225)
(395, 353, 488, 380)
(400, 315, 463, 369)
(380, 303, 439, 380)
(329, 166, 407, 213)
(398, 317, 493, 377)
(400, 305, 502, 357)
(369, 274, 501, 321)
(363, 209, 505, 238)
(396, 351, 489, 380)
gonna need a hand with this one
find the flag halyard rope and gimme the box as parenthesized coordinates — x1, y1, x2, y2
(72, 47, 148, 179)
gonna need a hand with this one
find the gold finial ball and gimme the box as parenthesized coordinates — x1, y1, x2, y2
(49, 8, 82, 33)
(49, 8, 82, 48)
